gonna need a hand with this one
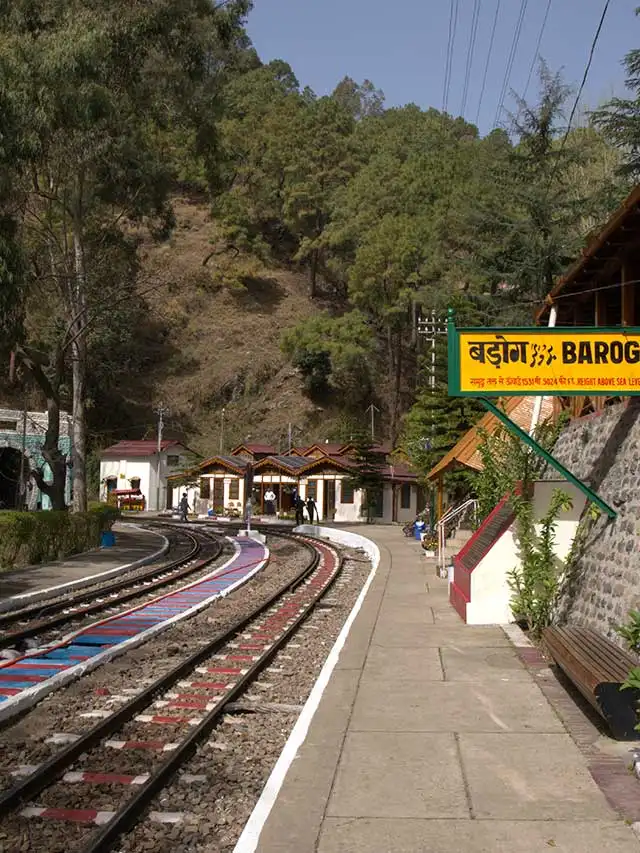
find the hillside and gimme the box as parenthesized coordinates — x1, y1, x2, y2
(138, 197, 347, 456)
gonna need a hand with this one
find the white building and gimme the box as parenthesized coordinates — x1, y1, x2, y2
(99, 440, 196, 511)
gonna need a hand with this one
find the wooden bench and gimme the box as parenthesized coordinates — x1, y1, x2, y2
(543, 625, 640, 740)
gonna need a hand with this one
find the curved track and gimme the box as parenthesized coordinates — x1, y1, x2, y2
(0, 529, 243, 719)
(0, 527, 215, 649)
(0, 533, 340, 853)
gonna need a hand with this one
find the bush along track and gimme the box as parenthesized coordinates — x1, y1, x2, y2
(0, 534, 352, 853)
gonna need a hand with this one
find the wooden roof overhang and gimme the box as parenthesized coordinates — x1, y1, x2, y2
(537, 184, 640, 324)
(197, 455, 248, 476)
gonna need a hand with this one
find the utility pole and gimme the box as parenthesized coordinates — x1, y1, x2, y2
(365, 404, 380, 443)
(287, 422, 292, 454)
(417, 311, 447, 526)
(154, 402, 170, 512)
(19, 391, 27, 511)
(220, 408, 226, 454)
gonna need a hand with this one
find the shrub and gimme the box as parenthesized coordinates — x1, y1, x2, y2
(0, 505, 119, 571)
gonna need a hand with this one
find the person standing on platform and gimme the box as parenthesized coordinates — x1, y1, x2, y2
(294, 495, 305, 526)
(264, 487, 276, 515)
(179, 492, 190, 522)
(306, 495, 317, 523)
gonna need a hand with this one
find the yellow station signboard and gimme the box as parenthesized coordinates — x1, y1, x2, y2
(448, 326, 640, 396)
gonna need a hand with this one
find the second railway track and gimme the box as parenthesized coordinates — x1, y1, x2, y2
(0, 533, 341, 853)
(0, 526, 220, 650)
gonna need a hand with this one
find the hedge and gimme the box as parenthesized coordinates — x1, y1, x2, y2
(0, 504, 120, 571)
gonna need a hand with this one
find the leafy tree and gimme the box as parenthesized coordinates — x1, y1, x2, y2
(346, 433, 386, 522)
(281, 310, 374, 403)
(592, 9, 640, 176)
(1, 0, 252, 511)
(331, 77, 385, 121)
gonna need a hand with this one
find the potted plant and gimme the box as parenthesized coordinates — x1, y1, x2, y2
(421, 532, 438, 557)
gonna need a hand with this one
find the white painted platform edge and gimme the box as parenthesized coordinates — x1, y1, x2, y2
(232, 527, 380, 853)
(0, 524, 170, 614)
(0, 539, 269, 723)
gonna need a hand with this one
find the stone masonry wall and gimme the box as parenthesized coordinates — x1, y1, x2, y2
(545, 400, 640, 646)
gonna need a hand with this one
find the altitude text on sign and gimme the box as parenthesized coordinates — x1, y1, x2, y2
(449, 328, 640, 396)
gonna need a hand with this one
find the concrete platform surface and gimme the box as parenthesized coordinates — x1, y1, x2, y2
(0, 522, 167, 602)
(251, 525, 640, 853)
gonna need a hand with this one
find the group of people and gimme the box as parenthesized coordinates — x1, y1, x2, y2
(266, 488, 317, 524)
(178, 489, 318, 524)
(294, 494, 317, 525)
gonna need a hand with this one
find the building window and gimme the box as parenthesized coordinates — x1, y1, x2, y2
(200, 478, 211, 500)
(341, 481, 354, 504)
(167, 455, 180, 467)
(106, 477, 117, 493)
(0, 420, 18, 431)
(229, 479, 239, 500)
(130, 477, 141, 491)
(306, 480, 317, 500)
(400, 483, 411, 509)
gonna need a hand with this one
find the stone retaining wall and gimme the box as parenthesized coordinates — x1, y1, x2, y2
(546, 400, 640, 645)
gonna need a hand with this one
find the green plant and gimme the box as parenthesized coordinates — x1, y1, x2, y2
(615, 611, 640, 732)
(508, 488, 573, 637)
(0, 505, 119, 571)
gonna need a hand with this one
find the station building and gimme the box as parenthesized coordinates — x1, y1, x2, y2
(184, 442, 422, 524)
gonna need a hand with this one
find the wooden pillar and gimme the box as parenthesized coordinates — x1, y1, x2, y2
(622, 261, 635, 326)
(437, 474, 444, 520)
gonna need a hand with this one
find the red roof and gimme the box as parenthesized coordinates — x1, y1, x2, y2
(231, 443, 276, 455)
(101, 440, 183, 458)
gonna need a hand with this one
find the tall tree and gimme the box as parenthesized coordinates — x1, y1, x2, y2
(1, 0, 252, 511)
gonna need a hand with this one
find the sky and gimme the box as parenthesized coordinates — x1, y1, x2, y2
(247, 0, 639, 136)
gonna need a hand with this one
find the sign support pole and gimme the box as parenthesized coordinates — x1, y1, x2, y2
(479, 397, 617, 520)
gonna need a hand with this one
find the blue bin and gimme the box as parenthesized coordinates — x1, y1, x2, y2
(100, 530, 116, 548)
(414, 521, 426, 541)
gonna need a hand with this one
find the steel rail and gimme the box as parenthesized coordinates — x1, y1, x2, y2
(0, 534, 324, 819)
(83, 539, 341, 853)
(0, 530, 219, 649)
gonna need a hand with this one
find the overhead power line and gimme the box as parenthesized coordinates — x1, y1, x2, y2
(475, 0, 501, 126)
(493, 0, 529, 129)
(548, 0, 611, 186)
(523, 0, 553, 102)
(461, 0, 482, 117)
(442, 0, 460, 115)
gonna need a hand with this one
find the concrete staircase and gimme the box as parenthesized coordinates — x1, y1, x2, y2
(438, 525, 474, 564)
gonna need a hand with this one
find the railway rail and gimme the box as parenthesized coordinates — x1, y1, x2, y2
(0, 533, 341, 853)
(0, 527, 221, 653)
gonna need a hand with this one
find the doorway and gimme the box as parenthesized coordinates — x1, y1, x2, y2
(324, 480, 336, 520)
(0, 447, 25, 509)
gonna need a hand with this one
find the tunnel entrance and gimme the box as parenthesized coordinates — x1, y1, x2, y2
(0, 447, 26, 509)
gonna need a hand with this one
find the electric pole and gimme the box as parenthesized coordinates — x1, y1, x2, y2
(220, 408, 226, 454)
(154, 402, 170, 512)
(365, 404, 380, 443)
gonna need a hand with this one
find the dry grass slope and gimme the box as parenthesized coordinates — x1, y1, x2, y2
(140, 197, 344, 454)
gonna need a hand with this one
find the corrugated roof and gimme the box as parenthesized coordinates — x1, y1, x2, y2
(426, 397, 554, 481)
(198, 455, 249, 473)
(231, 443, 276, 455)
(101, 440, 183, 458)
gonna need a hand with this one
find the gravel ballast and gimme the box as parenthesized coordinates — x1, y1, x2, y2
(0, 538, 371, 853)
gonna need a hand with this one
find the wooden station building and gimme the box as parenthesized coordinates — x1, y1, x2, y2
(186, 442, 422, 524)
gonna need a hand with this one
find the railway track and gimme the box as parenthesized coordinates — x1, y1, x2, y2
(0, 527, 222, 654)
(0, 534, 341, 853)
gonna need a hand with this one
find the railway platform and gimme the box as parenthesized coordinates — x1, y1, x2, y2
(244, 525, 640, 853)
(0, 522, 168, 608)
